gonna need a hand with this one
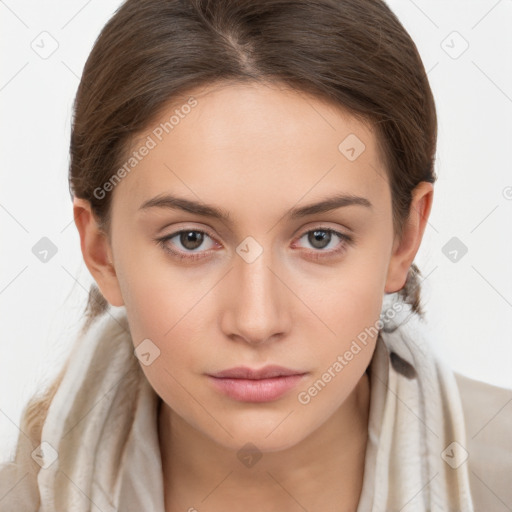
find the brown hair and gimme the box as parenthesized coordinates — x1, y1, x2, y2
(69, 0, 436, 330)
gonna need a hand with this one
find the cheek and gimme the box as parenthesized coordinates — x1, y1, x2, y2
(317, 280, 381, 377)
(302, 258, 386, 345)
(335, 233, 391, 326)
(296, 247, 387, 391)
(117, 253, 213, 391)
(123, 288, 203, 417)
(114, 234, 195, 338)
(122, 274, 201, 367)
(295, 272, 383, 412)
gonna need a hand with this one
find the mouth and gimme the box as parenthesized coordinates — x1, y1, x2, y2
(206, 365, 308, 403)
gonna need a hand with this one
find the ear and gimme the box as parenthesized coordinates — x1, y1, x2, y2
(385, 181, 434, 294)
(73, 197, 124, 307)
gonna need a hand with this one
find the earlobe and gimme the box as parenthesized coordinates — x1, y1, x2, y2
(72, 197, 125, 307)
(385, 182, 434, 294)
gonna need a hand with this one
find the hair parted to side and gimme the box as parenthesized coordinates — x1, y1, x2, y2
(70, 0, 437, 330)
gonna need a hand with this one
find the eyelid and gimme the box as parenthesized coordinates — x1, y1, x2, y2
(153, 228, 218, 262)
(156, 224, 353, 260)
(158, 227, 219, 249)
(292, 225, 352, 254)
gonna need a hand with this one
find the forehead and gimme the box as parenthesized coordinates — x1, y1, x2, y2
(112, 81, 389, 220)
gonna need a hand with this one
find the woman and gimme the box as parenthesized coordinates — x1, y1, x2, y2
(1, 0, 511, 510)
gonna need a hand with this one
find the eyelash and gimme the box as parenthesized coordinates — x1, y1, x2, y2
(154, 226, 353, 262)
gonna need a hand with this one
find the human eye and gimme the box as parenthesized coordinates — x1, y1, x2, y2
(154, 228, 219, 262)
(154, 225, 353, 263)
(292, 226, 353, 261)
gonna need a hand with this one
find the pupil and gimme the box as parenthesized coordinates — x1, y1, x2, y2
(181, 231, 203, 250)
(310, 230, 330, 249)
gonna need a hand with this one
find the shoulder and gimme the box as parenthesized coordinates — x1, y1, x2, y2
(454, 372, 512, 511)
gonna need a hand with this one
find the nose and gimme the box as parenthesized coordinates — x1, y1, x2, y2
(219, 247, 291, 346)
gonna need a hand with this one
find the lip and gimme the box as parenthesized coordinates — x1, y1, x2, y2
(207, 365, 308, 402)
(209, 365, 305, 379)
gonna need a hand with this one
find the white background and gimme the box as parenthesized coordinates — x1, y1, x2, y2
(1, 0, 511, 462)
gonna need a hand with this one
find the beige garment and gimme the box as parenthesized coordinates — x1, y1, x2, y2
(0, 300, 511, 511)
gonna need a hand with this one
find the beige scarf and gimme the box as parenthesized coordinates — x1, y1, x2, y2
(0, 293, 474, 511)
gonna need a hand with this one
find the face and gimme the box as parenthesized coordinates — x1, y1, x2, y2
(79, 81, 426, 452)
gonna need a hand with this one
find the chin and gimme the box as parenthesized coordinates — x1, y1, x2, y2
(205, 419, 308, 454)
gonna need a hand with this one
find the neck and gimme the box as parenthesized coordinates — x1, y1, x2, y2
(159, 372, 370, 512)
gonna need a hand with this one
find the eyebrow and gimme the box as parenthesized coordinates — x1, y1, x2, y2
(139, 192, 372, 225)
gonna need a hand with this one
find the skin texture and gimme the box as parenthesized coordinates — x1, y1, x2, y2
(73, 81, 433, 511)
